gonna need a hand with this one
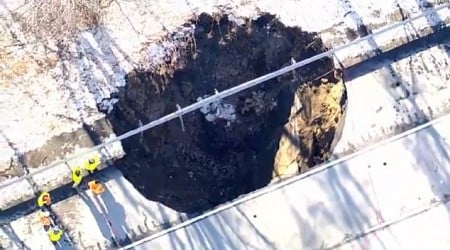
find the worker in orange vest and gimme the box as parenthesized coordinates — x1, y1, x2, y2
(88, 180, 105, 195)
(38, 209, 52, 231)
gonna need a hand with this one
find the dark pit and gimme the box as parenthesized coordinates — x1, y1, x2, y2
(107, 13, 346, 213)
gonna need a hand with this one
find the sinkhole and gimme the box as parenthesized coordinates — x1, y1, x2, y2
(107, 12, 347, 213)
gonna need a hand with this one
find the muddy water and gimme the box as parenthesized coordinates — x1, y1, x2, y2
(107, 13, 343, 213)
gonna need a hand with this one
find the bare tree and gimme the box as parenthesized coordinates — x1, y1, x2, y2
(17, 0, 108, 40)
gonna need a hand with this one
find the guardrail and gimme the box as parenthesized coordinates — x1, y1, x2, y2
(0, 2, 449, 191)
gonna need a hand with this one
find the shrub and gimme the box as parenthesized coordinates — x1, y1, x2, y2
(17, 0, 106, 40)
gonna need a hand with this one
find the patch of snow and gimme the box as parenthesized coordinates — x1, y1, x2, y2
(0, 1, 136, 154)
(0, 142, 15, 174)
(339, 0, 365, 30)
(100, 134, 126, 159)
(335, 5, 450, 63)
(98, 97, 120, 114)
(141, 24, 195, 71)
(253, 0, 444, 32)
(197, 95, 237, 124)
(0, 180, 34, 210)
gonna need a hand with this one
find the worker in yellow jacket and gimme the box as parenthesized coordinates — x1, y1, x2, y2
(84, 154, 100, 174)
(48, 225, 63, 244)
(37, 192, 51, 208)
(72, 166, 83, 188)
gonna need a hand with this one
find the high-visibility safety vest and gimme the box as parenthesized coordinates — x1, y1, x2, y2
(88, 180, 105, 195)
(84, 154, 100, 172)
(37, 192, 51, 207)
(39, 211, 51, 226)
(48, 228, 63, 242)
(72, 166, 83, 185)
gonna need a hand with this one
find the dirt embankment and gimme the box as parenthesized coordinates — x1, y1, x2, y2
(273, 79, 346, 179)
(107, 13, 347, 213)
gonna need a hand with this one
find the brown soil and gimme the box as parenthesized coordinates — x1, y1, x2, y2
(108, 13, 347, 213)
(273, 79, 346, 179)
(0, 118, 114, 180)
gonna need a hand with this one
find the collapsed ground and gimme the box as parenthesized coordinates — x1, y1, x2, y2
(108, 13, 347, 213)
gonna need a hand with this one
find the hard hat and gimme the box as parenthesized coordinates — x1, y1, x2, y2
(41, 210, 50, 217)
(52, 225, 60, 232)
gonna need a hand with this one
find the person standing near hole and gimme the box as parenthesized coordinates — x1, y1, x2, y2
(88, 180, 105, 195)
(84, 154, 100, 174)
(72, 166, 83, 188)
(38, 209, 52, 231)
(37, 191, 52, 209)
(48, 225, 64, 245)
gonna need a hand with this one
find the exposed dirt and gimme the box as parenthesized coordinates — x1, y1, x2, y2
(0, 118, 114, 180)
(273, 80, 346, 179)
(108, 13, 347, 213)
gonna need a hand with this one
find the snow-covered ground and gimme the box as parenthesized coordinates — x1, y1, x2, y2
(120, 114, 450, 250)
(0, 0, 447, 166)
(0, 167, 186, 250)
(337, 7, 450, 64)
(334, 43, 450, 155)
(1, 0, 448, 163)
(1, 0, 450, 248)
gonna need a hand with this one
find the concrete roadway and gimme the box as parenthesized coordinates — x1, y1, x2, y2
(123, 114, 450, 250)
(0, 168, 186, 250)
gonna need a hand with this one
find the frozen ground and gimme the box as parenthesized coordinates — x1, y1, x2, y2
(0, 167, 186, 250)
(0, 0, 449, 163)
(121, 114, 450, 250)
